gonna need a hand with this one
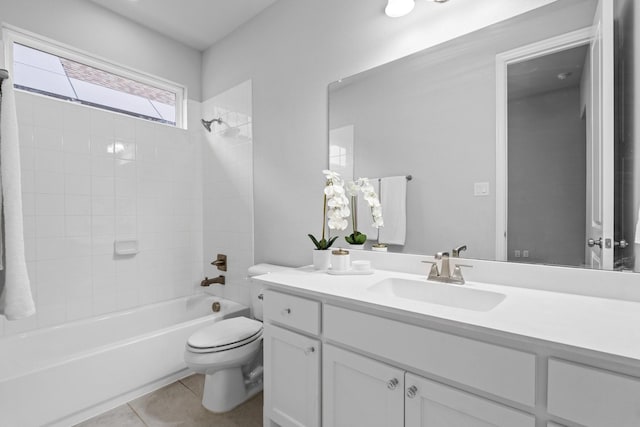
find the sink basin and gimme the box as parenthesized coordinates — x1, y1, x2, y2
(367, 278, 505, 311)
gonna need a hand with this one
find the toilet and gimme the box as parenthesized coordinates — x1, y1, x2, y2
(184, 264, 287, 413)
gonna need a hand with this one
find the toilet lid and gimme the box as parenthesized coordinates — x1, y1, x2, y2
(187, 317, 263, 351)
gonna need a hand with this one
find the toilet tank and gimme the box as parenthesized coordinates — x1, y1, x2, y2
(247, 263, 291, 321)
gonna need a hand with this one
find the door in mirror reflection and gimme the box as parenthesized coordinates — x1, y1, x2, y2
(507, 45, 588, 268)
(503, 0, 617, 270)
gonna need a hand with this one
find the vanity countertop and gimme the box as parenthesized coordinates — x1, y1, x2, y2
(255, 267, 640, 365)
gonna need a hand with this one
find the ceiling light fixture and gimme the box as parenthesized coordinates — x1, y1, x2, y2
(385, 0, 449, 18)
(385, 0, 415, 18)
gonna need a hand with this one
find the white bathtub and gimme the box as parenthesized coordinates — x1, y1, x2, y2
(0, 294, 249, 427)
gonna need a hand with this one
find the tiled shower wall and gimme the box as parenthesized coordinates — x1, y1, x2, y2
(201, 80, 254, 307)
(0, 92, 203, 336)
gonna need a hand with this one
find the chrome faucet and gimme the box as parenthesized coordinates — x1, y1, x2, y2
(422, 251, 472, 285)
(436, 252, 451, 279)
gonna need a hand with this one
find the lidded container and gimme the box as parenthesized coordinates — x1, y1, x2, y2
(331, 249, 350, 271)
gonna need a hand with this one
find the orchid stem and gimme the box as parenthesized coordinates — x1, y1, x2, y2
(351, 195, 357, 234)
(321, 193, 327, 242)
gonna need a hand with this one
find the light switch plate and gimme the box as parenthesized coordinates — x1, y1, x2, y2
(474, 182, 490, 196)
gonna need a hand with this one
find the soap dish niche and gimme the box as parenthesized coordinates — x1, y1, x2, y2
(114, 239, 139, 256)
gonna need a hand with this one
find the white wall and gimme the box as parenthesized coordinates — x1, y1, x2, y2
(0, 0, 202, 100)
(201, 81, 254, 307)
(201, 0, 588, 266)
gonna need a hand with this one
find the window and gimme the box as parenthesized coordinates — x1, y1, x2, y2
(4, 27, 185, 127)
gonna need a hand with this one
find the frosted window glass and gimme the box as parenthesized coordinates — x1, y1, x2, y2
(13, 63, 76, 98)
(12, 43, 177, 126)
(13, 43, 67, 76)
(69, 79, 161, 119)
(150, 100, 176, 123)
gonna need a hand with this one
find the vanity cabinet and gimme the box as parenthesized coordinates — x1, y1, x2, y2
(263, 291, 321, 427)
(262, 286, 640, 427)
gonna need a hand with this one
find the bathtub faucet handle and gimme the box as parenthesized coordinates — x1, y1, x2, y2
(211, 254, 227, 271)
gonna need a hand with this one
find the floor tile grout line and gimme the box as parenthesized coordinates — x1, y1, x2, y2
(179, 375, 203, 398)
(127, 402, 150, 427)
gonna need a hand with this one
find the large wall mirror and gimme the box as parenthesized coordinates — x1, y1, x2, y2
(328, 0, 638, 271)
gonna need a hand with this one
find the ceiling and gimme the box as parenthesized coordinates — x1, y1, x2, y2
(508, 44, 589, 100)
(89, 0, 278, 51)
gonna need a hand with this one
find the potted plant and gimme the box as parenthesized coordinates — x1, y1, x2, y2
(308, 170, 350, 269)
(344, 178, 383, 248)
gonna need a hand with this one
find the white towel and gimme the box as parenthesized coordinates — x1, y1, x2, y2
(378, 176, 407, 245)
(356, 179, 380, 241)
(0, 78, 35, 320)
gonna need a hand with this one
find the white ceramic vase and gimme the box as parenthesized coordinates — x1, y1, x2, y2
(312, 249, 331, 270)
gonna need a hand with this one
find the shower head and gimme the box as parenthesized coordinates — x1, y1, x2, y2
(201, 118, 223, 132)
(201, 117, 241, 138)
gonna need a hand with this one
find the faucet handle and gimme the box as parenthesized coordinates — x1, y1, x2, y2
(421, 260, 440, 278)
(452, 245, 467, 257)
(451, 263, 473, 284)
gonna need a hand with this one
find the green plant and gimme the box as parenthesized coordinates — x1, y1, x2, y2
(345, 195, 367, 244)
(308, 234, 339, 250)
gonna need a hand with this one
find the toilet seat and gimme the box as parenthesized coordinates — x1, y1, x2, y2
(187, 317, 263, 354)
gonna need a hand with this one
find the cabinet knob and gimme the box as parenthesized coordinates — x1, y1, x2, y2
(406, 385, 418, 398)
(282, 308, 291, 315)
(387, 378, 399, 390)
(258, 293, 264, 300)
(304, 346, 315, 355)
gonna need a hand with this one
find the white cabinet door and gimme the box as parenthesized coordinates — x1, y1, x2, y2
(323, 344, 404, 427)
(263, 325, 320, 427)
(405, 373, 535, 427)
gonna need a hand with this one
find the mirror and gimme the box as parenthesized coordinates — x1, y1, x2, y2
(329, 0, 637, 271)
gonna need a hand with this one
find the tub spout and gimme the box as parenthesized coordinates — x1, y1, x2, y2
(200, 275, 225, 286)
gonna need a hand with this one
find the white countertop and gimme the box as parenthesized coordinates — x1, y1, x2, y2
(256, 267, 640, 364)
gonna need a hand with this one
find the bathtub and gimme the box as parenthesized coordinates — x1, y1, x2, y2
(0, 294, 249, 427)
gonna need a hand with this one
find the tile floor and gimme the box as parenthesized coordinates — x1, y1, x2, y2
(75, 374, 263, 427)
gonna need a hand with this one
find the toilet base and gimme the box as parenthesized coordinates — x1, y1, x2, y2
(202, 367, 263, 413)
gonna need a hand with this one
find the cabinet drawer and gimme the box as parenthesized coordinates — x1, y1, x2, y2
(264, 290, 321, 335)
(324, 305, 536, 406)
(547, 358, 640, 426)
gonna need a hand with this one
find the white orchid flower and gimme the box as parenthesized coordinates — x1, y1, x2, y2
(347, 177, 384, 230)
(321, 170, 351, 231)
(346, 181, 359, 197)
